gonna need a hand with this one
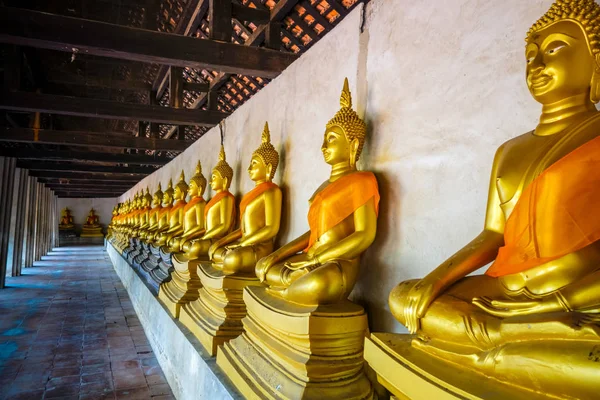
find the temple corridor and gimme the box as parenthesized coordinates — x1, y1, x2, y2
(0, 246, 174, 400)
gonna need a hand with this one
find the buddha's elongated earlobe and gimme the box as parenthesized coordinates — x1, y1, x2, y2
(590, 55, 600, 104)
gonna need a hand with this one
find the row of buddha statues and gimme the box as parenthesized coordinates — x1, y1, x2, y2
(59, 207, 104, 237)
(107, 1, 600, 398)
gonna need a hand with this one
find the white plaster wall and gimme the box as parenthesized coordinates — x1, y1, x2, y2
(58, 198, 117, 230)
(119, 0, 556, 332)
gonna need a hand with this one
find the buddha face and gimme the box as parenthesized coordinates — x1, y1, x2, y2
(174, 186, 185, 201)
(152, 194, 161, 207)
(188, 180, 203, 197)
(526, 20, 595, 105)
(321, 126, 352, 166)
(210, 171, 225, 191)
(248, 155, 269, 182)
(162, 192, 173, 205)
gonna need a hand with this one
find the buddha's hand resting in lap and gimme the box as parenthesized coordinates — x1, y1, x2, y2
(256, 254, 279, 282)
(402, 277, 440, 334)
(472, 296, 563, 318)
(283, 259, 320, 271)
(225, 243, 241, 251)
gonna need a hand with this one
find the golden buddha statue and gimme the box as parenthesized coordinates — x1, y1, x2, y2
(182, 146, 236, 260)
(59, 207, 74, 230)
(148, 180, 174, 245)
(208, 122, 282, 274)
(140, 184, 163, 242)
(156, 171, 188, 248)
(217, 79, 379, 399)
(131, 188, 152, 238)
(106, 204, 120, 240)
(158, 161, 208, 317)
(177, 123, 283, 352)
(167, 161, 207, 253)
(365, 2, 600, 399)
(81, 208, 103, 238)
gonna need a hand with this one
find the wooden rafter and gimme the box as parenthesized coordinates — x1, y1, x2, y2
(0, 149, 171, 166)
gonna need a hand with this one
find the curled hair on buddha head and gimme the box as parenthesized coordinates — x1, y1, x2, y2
(175, 170, 189, 195)
(213, 145, 233, 187)
(153, 182, 163, 200)
(164, 179, 174, 201)
(190, 160, 207, 194)
(326, 78, 367, 165)
(143, 187, 152, 205)
(252, 122, 279, 180)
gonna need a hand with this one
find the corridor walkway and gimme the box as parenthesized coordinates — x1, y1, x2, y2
(0, 246, 174, 400)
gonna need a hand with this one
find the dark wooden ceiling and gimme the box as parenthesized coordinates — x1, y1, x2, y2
(0, 0, 361, 198)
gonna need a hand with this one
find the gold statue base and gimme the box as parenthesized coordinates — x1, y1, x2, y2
(217, 287, 373, 400)
(81, 229, 104, 238)
(178, 262, 262, 356)
(157, 254, 202, 318)
(364, 333, 550, 400)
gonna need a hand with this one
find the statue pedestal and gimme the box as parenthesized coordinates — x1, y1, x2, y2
(178, 263, 262, 356)
(81, 227, 104, 238)
(158, 254, 202, 318)
(216, 287, 373, 400)
(363, 333, 545, 400)
(138, 244, 173, 295)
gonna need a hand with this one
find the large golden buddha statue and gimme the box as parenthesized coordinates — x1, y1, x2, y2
(182, 146, 236, 260)
(177, 123, 283, 354)
(155, 171, 188, 248)
(140, 184, 163, 242)
(365, 2, 600, 399)
(131, 188, 152, 238)
(81, 208, 103, 238)
(218, 79, 379, 399)
(167, 161, 207, 253)
(59, 207, 74, 230)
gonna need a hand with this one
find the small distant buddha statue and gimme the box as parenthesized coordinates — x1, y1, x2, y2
(182, 146, 235, 260)
(217, 79, 378, 399)
(81, 208, 103, 237)
(59, 207, 74, 230)
(382, 1, 600, 398)
(208, 122, 282, 275)
(140, 184, 163, 242)
(255, 79, 380, 305)
(168, 161, 207, 254)
(156, 171, 188, 248)
(148, 179, 174, 245)
(107, 204, 120, 240)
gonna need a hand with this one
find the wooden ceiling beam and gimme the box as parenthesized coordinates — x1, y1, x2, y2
(0, 7, 298, 78)
(17, 161, 154, 175)
(29, 170, 142, 181)
(54, 192, 122, 198)
(1, 127, 194, 151)
(45, 70, 153, 92)
(0, 91, 228, 126)
(0, 148, 170, 165)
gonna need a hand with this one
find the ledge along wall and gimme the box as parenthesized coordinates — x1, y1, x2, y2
(58, 198, 118, 233)
(116, 0, 556, 333)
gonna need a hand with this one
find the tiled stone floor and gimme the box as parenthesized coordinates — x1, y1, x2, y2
(0, 246, 175, 400)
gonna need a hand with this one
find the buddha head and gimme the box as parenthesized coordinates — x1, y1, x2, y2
(249, 122, 279, 183)
(112, 205, 118, 216)
(323, 78, 366, 169)
(163, 179, 175, 206)
(174, 170, 189, 201)
(152, 183, 163, 207)
(143, 188, 152, 208)
(211, 145, 233, 192)
(189, 160, 207, 198)
(526, 0, 600, 105)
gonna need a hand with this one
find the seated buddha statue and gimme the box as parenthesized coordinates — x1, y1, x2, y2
(106, 204, 120, 240)
(140, 184, 163, 242)
(217, 79, 379, 399)
(131, 188, 152, 238)
(148, 180, 174, 245)
(125, 192, 142, 238)
(168, 161, 207, 254)
(255, 79, 380, 306)
(182, 146, 235, 261)
(385, 2, 600, 398)
(208, 122, 282, 275)
(59, 207, 74, 230)
(156, 171, 188, 248)
(81, 208, 103, 237)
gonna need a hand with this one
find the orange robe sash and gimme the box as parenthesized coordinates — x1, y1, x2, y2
(306, 171, 380, 251)
(239, 182, 278, 219)
(184, 196, 205, 213)
(205, 191, 235, 219)
(486, 135, 600, 277)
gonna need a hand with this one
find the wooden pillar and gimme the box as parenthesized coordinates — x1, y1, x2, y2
(23, 176, 37, 267)
(0, 157, 17, 288)
(33, 182, 43, 262)
(7, 168, 27, 277)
